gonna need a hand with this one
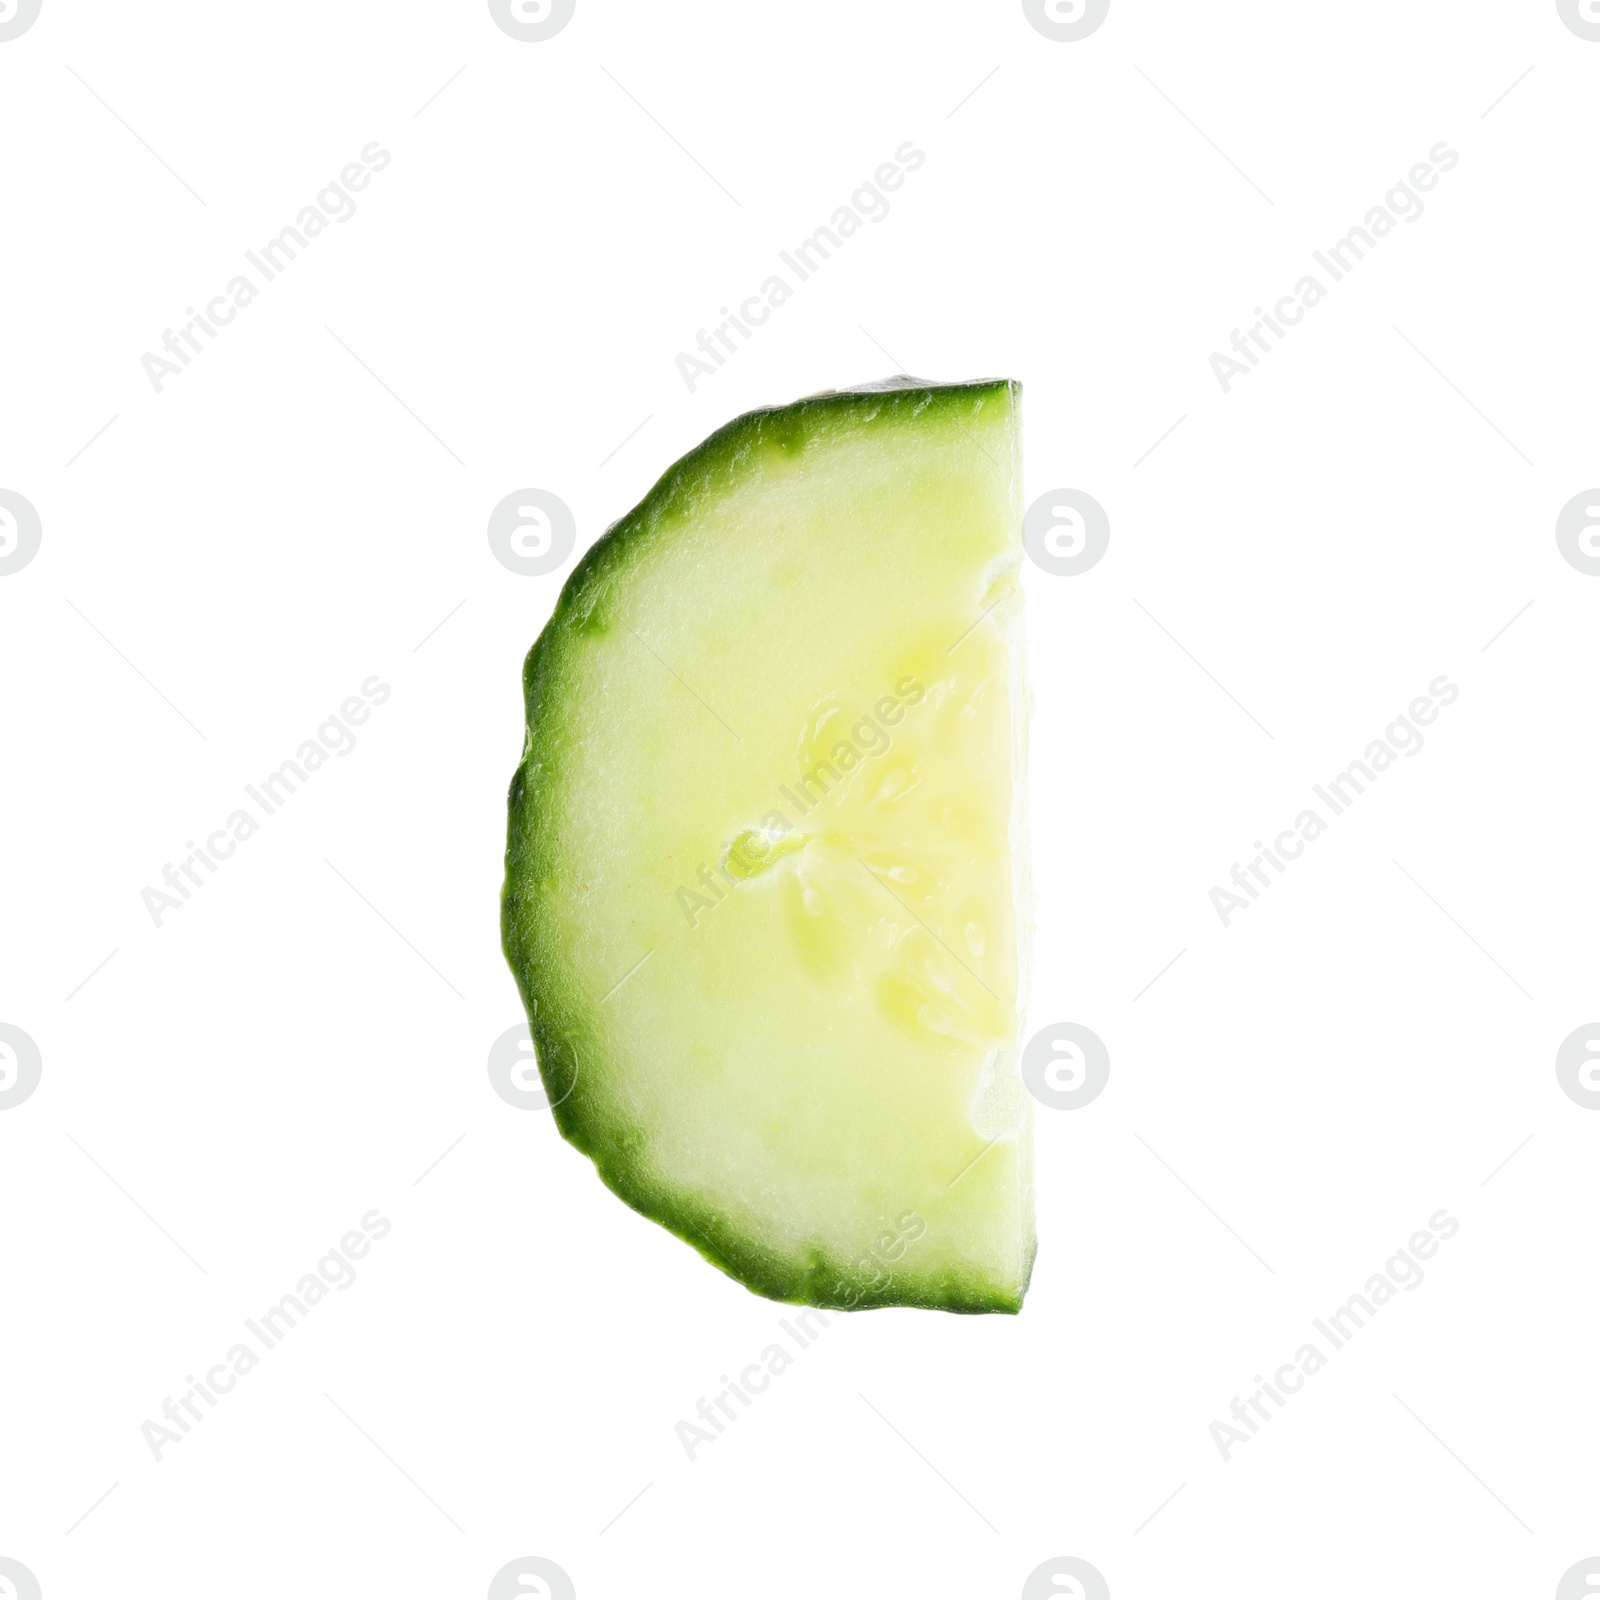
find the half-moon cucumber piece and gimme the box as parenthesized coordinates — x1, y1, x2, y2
(502, 377, 1032, 1313)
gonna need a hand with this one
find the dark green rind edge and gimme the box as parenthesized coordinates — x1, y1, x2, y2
(501, 376, 1027, 1315)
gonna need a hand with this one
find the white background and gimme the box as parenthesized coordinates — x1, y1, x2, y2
(2, 2, 1598, 1597)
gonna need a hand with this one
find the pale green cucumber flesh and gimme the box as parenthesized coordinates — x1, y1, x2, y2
(503, 377, 1032, 1313)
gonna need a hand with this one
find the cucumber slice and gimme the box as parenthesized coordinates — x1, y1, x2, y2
(502, 377, 1032, 1313)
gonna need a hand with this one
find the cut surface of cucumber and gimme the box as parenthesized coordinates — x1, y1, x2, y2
(502, 377, 1032, 1312)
